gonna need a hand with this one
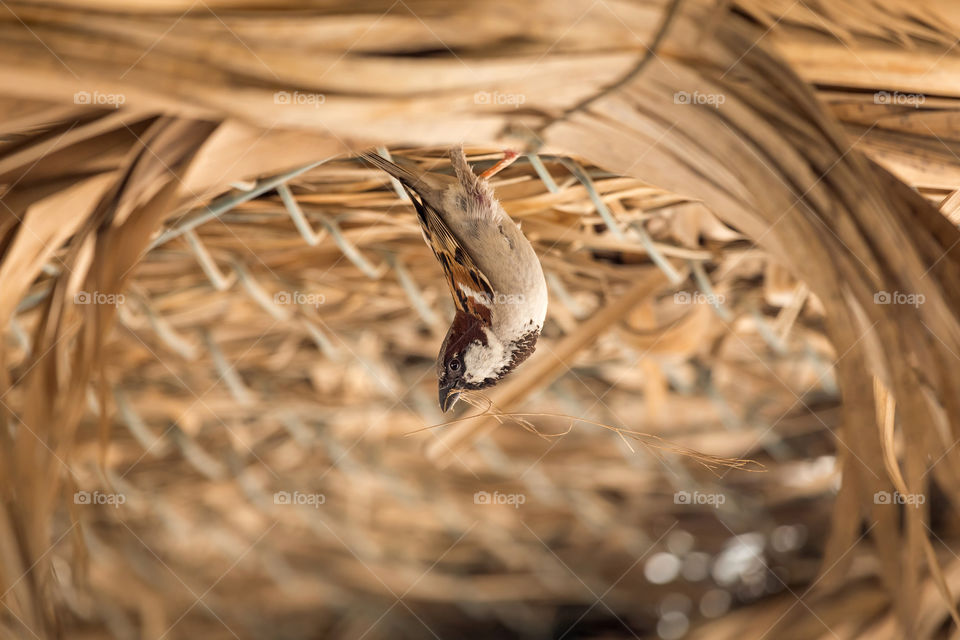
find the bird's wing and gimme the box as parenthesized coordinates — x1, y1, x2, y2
(361, 150, 495, 322)
(405, 187, 495, 324)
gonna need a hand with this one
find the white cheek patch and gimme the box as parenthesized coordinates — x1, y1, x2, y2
(463, 327, 507, 384)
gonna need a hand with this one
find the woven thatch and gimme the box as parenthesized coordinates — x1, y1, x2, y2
(2, 1, 960, 639)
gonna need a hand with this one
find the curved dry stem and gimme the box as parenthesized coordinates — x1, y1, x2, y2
(406, 390, 762, 475)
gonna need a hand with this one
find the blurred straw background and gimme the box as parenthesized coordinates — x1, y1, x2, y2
(2, 0, 960, 638)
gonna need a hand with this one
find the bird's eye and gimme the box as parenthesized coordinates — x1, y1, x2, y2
(448, 358, 461, 372)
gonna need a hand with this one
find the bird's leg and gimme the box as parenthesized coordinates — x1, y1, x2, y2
(479, 149, 519, 179)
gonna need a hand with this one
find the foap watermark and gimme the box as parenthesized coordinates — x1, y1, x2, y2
(674, 90, 725, 108)
(674, 291, 725, 305)
(477, 292, 527, 305)
(274, 291, 326, 308)
(874, 91, 925, 108)
(874, 490, 925, 507)
(474, 490, 525, 508)
(674, 490, 726, 507)
(74, 291, 125, 307)
(274, 91, 325, 107)
(874, 291, 924, 307)
(474, 90, 526, 109)
(274, 490, 326, 508)
(74, 90, 125, 108)
(74, 490, 126, 508)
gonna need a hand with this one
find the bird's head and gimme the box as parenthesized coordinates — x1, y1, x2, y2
(437, 310, 540, 412)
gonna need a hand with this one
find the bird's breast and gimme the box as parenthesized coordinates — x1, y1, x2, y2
(450, 213, 548, 338)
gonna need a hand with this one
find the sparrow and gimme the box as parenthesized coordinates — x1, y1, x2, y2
(362, 147, 548, 411)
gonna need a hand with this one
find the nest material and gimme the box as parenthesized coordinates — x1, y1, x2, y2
(17, 145, 835, 639)
(2, 1, 960, 639)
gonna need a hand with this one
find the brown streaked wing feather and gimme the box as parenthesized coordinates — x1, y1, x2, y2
(404, 187, 493, 323)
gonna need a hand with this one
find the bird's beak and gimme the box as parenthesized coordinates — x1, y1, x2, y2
(439, 384, 460, 412)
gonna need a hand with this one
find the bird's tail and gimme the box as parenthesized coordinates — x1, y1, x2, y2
(361, 149, 455, 214)
(449, 145, 481, 192)
(360, 150, 422, 187)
